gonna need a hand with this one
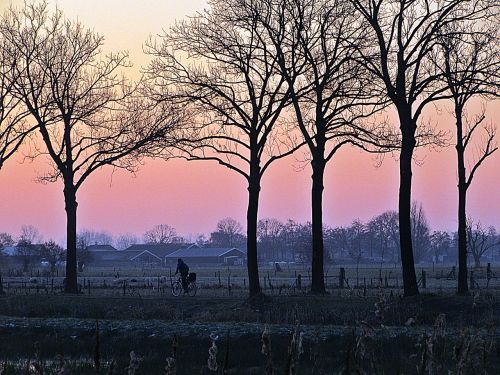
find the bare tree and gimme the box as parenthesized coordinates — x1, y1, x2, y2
(410, 202, 431, 263)
(258, 218, 284, 241)
(348, 0, 495, 296)
(144, 0, 301, 297)
(39, 240, 64, 274)
(19, 224, 42, 244)
(253, 0, 390, 292)
(16, 225, 41, 272)
(77, 229, 113, 247)
(436, 18, 499, 293)
(115, 233, 139, 250)
(258, 218, 285, 260)
(185, 233, 208, 247)
(209, 217, 246, 248)
(430, 231, 451, 264)
(0, 232, 15, 248)
(216, 218, 243, 236)
(2, 2, 180, 293)
(0, 33, 33, 170)
(285, 221, 313, 263)
(144, 224, 179, 245)
(76, 233, 93, 271)
(15, 240, 37, 272)
(0, 232, 14, 263)
(466, 219, 499, 267)
(367, 210, 400, 263)
(339, 220, 367, 267)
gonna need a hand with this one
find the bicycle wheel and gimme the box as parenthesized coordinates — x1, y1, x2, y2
(171, 281, 182, 297)
(187, 282, 197, 297)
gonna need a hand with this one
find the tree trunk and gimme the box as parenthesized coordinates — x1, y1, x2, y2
(64, 186, 79, 293)
(456, 113, 468, 294)
(311, 157, 326, 293)
(399, 126, 419, 296)
(246, 174, 261, 297)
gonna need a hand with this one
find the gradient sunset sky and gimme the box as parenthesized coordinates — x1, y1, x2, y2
(0, 0, 499, 244)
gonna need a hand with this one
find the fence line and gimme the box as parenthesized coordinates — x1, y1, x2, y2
(0, 264, 499, 297)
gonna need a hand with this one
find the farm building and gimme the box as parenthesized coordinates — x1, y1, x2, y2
(165, 246, 246, 265)
(0, 244, 44, 268)
(126, 243, 192, 266)
(86, 244, 118, 252)
(1, 246, 19, 256)
(84, 243, 192, 267)
(85, 249, 141, 267)
(1, 244, 43, 256)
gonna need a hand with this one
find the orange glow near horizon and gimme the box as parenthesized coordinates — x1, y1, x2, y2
(0, 0, 499, 243)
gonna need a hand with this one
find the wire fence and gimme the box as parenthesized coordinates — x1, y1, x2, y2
(1, 264, 499, 298)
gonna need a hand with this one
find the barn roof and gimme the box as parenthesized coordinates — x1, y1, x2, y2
(130, 250, 163, 261)
(89, 250, 141, 261)
(86, 244, 117, 252)
(166, 247, 246, 259)
(125, 243, 191, 258)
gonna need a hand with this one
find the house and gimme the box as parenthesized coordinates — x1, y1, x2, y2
(124, 243, 192, 266)
(1, 246, 18, 256)
(85, 249, 141, 267)
(166, 246, 246, 265)
(81, 243, 191, 267)
(1, 244, 43, 255)
(83, 244, 121, 267)
(0, 244, 44, 269)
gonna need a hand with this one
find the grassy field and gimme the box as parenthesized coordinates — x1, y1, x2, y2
(2, 264, 499, 297)
(1, 265, 499, 374)
(0, 292, 499, 374)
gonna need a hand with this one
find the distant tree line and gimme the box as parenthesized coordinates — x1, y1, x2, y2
(0, 225, 64, 274)
(0, 0, 498, 296)
(2, 206, 499, 272)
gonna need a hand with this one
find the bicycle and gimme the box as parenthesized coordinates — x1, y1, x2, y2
(171, 273, 197, 297)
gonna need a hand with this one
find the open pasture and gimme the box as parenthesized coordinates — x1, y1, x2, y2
(1, 264, 499, 298)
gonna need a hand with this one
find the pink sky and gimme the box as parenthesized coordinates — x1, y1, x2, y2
(1, 127, 498, 243)
(0, 0, 499, 243)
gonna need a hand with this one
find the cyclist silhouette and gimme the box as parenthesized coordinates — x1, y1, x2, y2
(175, 258, 189, 292)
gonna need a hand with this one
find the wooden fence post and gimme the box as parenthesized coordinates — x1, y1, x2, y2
(339, 268, 345, 289)
(487, 263, 492, 288)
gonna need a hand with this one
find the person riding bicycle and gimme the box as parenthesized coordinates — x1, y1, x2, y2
(175, 258, 190, 292)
